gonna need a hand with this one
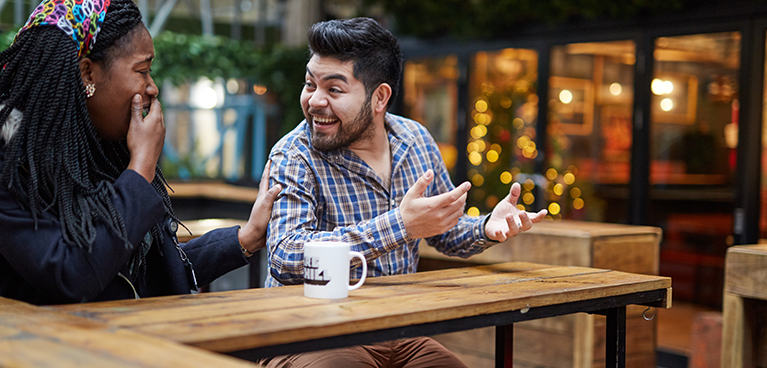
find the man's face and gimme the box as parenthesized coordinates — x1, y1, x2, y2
(300, 55, 375, 152)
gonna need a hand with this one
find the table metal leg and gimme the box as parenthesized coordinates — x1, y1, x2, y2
(495, 324, 513, 368)
(605, 306, 627, 368)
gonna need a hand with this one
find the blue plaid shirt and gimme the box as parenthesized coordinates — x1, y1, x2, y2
(265, 113, 494, 287)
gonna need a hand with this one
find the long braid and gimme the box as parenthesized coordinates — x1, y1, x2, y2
(0, 0, 178, 279)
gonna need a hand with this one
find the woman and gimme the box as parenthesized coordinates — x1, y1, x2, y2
(0, 0, 280, 305)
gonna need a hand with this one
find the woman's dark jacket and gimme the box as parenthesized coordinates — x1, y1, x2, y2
(0, 149, 248, 305)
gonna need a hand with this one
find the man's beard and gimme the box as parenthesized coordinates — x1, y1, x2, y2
(310, 100, 375, 152)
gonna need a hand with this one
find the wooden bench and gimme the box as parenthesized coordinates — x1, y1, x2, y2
(419, 220, 662, 368)
(721, 244, 767, 367)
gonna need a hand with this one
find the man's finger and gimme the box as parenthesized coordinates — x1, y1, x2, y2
(444, 190, 469, 215)
(530, 209, 548, 223)
(428, 182, 470, 207)
(505, 214, 520, 236)
(513, 213, 523, 228)
(507, 182, 521, 204)
(404, 169, 435, 200)
(518, 211, 532, 231)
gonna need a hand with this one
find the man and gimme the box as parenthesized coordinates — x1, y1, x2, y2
(264, 17, 547, 367)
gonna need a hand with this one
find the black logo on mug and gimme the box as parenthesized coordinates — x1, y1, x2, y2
(304, 257, 331, 285)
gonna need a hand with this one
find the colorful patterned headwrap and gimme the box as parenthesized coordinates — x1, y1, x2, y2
(15, 0, 111, 59)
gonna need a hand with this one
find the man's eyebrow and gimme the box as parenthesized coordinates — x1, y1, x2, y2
(306, 67, 348, 84)
(323, 73, 348, 83)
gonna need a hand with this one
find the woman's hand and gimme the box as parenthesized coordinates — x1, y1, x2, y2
(127, 94, 165, 183)
(238, 160, 282, 256)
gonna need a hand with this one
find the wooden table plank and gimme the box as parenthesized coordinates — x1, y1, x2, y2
(724, 244, 767, 299)
(721, 244, 767, 368)
(136, 272, 669, 352)
(50, 262, 671, 354)
(0, 298, 261, 368)
(50, 263, 627, 327)
(50, 262, 556, 323)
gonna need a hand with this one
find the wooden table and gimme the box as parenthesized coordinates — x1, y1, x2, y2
(49, 262, 671, 368)
(419, 220, 661, 367)
(0, 297, 260, 367)
(721, 244, 767, 367)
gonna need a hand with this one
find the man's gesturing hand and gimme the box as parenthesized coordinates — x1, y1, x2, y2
(485, 182, 547, 242)
(400, 170, 471, 240)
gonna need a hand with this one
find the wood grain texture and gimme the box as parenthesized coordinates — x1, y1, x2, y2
(721, 244, 767, 368)
(0, 298, 261, 368)
(50, 262, 671, 354)
(724, 244, 767, 299)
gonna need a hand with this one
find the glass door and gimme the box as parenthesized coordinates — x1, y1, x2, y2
(546, 40, 636, 222)
(650, 32, 741, 308)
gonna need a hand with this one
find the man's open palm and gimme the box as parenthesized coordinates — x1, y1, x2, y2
(485, 182, 547, 242)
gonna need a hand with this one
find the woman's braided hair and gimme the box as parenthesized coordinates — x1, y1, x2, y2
(0, 0, 176, 274)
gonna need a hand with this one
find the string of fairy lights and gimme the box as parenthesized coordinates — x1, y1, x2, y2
(465, 95, 584, 221)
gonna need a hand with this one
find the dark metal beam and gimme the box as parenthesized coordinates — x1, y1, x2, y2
(735, 19, 765, 244)
(629, 33, 653, 225)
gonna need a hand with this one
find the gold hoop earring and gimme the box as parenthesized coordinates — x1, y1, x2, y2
(85, 83, 96, 98)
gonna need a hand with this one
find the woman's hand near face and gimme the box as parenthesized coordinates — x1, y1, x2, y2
(126, 94, 165, 183)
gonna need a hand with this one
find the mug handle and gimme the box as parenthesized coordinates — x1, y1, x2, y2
(348, 251, 367, 291)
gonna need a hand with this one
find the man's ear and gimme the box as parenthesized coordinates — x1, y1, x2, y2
(372, 83, 392, 114)
(79, 58, 95, 85)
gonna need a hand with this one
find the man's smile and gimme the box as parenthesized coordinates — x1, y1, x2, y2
(312, 115, 339, 127)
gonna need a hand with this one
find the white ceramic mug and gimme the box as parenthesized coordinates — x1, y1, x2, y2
(303, 241, 367, 299)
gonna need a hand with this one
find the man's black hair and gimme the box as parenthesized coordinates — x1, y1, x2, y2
(307, 17, 403, 108)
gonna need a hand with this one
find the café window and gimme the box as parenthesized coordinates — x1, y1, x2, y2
(466, 48, 539, 216)
(651, 32, 740, 307)
(402, 55, 460, 175)
(546, 41, 636, 222)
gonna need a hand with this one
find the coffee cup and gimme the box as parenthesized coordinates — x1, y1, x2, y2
(303, 241, 367, 299)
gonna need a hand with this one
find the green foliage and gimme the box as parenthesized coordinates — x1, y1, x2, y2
(0, 29, 15, 51)
(152, 31, 307, 132)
